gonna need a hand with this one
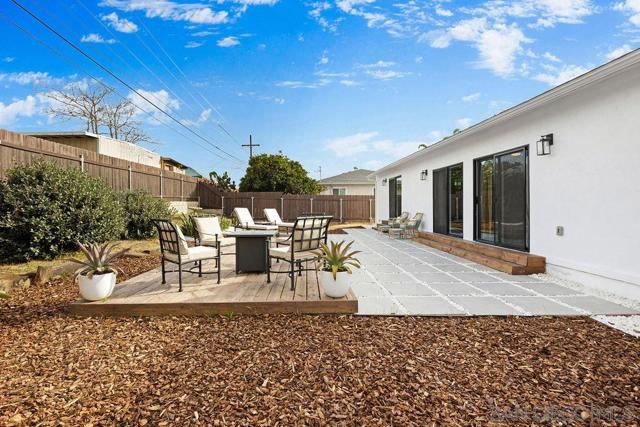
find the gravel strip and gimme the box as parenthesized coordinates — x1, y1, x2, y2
(1, 256, 639, 426)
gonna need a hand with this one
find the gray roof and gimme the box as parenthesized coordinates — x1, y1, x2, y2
(319, 169, 375, 185)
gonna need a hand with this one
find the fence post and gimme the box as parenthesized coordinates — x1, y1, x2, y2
(128, 165, 132, 190)
(280, 197, 284, 218)
(251, 196, 254, 217)
(221, 195, 225, 215)
(369, 198, 373, 222)
(79, 154, 85, 172)
(180, 176, 184, 201)
(160, 171, 163, 199)
(340, 198, 343, 223)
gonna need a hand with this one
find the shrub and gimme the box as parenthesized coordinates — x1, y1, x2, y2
(0, 160, 125, 262)
(121, 190, 173, 239)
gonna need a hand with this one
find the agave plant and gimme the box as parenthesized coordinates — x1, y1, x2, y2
(70, 242, 130, 279)
(313, 240, 362, 280)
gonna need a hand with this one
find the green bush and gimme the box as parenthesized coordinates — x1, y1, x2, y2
(0, 160, 125, 262)
(121, 190, 173, 239)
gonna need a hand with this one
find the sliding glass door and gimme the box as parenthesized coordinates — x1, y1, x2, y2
(388, 176, 402, 218)
(475, 147, 529, 251)
(433, 163, 463, 238)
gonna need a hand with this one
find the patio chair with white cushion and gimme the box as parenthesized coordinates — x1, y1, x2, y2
(263, 208, 295, 232)
(267, 215, 332, 291)
(376, 211, 409, 233)
(401, 212, 423, 238)
(233, 207, 279, 231)
(193, 216, 235, 253)
(153, 219, 220, 290)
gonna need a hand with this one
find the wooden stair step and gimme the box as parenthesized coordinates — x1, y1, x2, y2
(413, 237, 545, 275)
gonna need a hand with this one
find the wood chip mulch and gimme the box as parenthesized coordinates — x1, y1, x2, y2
(1, 256, 639, 426)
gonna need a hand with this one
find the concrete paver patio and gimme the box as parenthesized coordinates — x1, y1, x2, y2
(340, 229, 639, 316)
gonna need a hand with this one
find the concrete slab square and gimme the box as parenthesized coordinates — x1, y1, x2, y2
(449, 296, 523, 315)
(472, 282, 536, 296)
(429, 282, 485, 296)
(374, 272, 416, 283)
(451, 272, 500, 283)
(503, 297, 582, 315)
(434, 264, 477, 273)
(383, 282, 437, 296)
(357, 297, 405, 315)
(403, 264, 442, 274)
(350, 282, 389, 297)
(395, 296, 465, 315)
(364, 264, 402, 273)
(555, 296, 639, 315)
(516, 282, 579, 296)
(415, 272, 461, 284)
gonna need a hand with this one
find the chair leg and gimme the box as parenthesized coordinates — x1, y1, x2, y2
(161, 259, 166, 285)
(198, 260, 202, 277)
(267, 255, 271, 283)
(297, 260, 302, 276)
(178, 263, 183, 292)
(290, 263, 296, 291)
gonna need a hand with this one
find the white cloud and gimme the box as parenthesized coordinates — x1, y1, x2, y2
(80, 33, 116, 44)
(614, 1, 640, 26)
(192, 30, 215, 37)
(3, 57, 15, 63)
(366, 69, 410, 80)
(534, 64, 589, 86)
(475, 23, 530, 76)
(101, 12, 139, 33)
(318, 49, 329, 65)
(359, 60, 395, 69)
(217, 36, 240, 47)
(326, 131, 377, 157)
(435, 5, 453, 17)
(462, 92, 481, 103)
(0, 72, 63, 87)
(185, 41, 204, 48)
(181, 108, 211, 126)
(0, 95, 38, 126)
(100, 0, 229, 25)
(339, 79, 360, 86)
(128, 89, 180, 123)
(542, 52, 561, 62)
(325, 131, 421, 159)
(275, 79, 330, 89)
(455, 117, 472, 129)
(605, 44, 633, 61)
(415, 56, 424, 64)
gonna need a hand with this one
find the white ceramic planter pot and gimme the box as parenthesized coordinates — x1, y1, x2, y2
(319, 270, 351, 298)
(78, 272, 116, 301)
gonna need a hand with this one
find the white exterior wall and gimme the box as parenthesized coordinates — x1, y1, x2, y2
(320, 184, 375, 196)
(97, 136, 161, 168)
(375, 63, 640, 298)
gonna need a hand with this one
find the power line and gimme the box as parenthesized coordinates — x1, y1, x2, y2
(0, 10, 235, 168)
(8, 0, 244, 164)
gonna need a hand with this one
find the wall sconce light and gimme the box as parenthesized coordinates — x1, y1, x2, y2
(420, 169, 428, 180)
(382, 178, 388, 186)
(536, 133, 554, 156)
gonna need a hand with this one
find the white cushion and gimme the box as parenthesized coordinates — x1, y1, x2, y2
(264, 208, 281, 224)
(194, 216, 223, 241)
(175, 226, 190, 255)
(248, 224, 279, 231)
(164, 246, 217, 263)
(269, 246, 318, 260)
(201, 236, 235, 247)
(233, 208, 254, 227)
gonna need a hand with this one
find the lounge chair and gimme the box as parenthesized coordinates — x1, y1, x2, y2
(263, 208, 295, 231)
(233, 207, 279, 231)
(376, 211, 409, 233)
(153, 219, 220, 290)
(193, 216, 235, 252)
(395, 212, 423, 238)
(267, 215, 332, 291)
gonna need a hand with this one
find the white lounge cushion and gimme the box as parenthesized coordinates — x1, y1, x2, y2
(175, 226, 190, 255)
(233, 207, 254, 227)
(164, 246, 217, 263)
(194, 216, 223, 239)
(269, 246, 318, 260)
(200, 237, 235, 247)
(247, 223, 279, 231)
(264, 208, 294, 228)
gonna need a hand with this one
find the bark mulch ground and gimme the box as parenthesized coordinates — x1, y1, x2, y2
(1, 256, 639, 426)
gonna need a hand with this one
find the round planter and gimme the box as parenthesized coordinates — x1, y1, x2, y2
(78, 272, 116, 301)
(319, 270, 351, 298)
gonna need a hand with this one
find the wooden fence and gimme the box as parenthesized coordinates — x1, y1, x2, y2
(219, 191, 375, 222)
(0, 129, 375, 222)
(0, 129, 199, 202)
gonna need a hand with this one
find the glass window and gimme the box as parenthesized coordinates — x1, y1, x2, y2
(332, 188, 346, 196)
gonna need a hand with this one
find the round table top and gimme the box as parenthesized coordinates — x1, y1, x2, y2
(223, 228, 278, 237)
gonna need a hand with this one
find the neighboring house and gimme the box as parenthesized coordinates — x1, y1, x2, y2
(319, 168, 375, 196)
(27, 131, 161, 168)
(161, 157, 187, 175)
(373, 49, 640, 299)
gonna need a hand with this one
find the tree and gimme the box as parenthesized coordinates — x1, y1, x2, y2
(239, 154, 323, 194)
(46, 84, 150, 144)
(209, 170, 236, 191)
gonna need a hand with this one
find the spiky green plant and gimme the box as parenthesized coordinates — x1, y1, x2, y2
(70, 242, 130, 279)
(0, 291, 9, 300)
(313, 240, 361, 280)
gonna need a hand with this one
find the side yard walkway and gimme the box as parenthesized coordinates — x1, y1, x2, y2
(342, 229, 639, 319)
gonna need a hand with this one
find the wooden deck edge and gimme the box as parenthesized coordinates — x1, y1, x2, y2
(67, 298, 358, 317)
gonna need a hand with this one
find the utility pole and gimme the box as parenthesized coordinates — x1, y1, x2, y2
(242, 134, 260, 159)
(316, 166, 322, 180)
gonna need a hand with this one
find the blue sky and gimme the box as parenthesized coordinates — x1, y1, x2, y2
(1, 0, 638, 181)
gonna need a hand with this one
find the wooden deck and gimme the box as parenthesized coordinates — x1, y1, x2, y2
(68, 255, 358, 317)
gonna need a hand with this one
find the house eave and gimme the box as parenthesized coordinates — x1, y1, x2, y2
(372, 48, 640, 177)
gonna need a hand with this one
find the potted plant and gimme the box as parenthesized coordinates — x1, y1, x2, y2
(314, 240, 361, 298)
(71, 242, 129, 301)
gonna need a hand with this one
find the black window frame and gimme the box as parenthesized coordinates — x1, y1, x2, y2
(433, 162, 464, 238)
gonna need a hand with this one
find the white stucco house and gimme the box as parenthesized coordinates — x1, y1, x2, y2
(319, 168, 375, 196)
(372, 49, 640, 300)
